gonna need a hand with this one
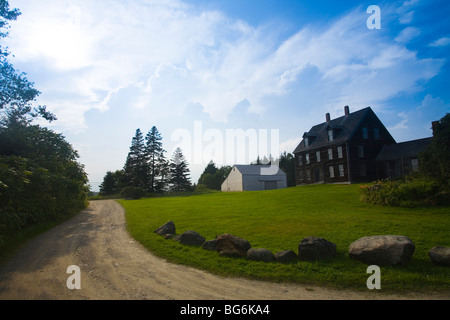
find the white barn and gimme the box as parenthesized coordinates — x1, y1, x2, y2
(221, 165, 287, 192)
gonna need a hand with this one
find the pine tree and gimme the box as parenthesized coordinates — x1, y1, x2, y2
(169, 147, 191, 192)
(145, 126, 166, 192)
(123, 129, 147, 190)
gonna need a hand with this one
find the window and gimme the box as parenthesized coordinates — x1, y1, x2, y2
(316, 151, 321, 162)
(411, 159, 419, 172)
(337, 146, 343, 159)
(358, 145, 364, 158)
(304, 137, 309, 147)
(328, 148, 333, 160)
(374, 128, 380, 140)
(359, 162, 367, 176)
(297, 155, 302, 166)
(339, 164, 345, 177)
(305, 154, 310, 164)
(328, 129, 334, 142)
(329, 166, 335, 178)
(306, 169, 311, 180)
(362, 127, 369, 139)
(298, 169, 304, 180)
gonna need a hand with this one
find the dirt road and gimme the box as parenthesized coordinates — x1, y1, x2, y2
(0, 200, 448, 300)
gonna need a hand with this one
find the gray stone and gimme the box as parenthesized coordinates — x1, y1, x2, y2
(247, 248, 275, 262)
(298, 237, 337, 261)
(154, 221, 175, 236)
(349, 235, 415, 266)
(428, 246, 450, 266)
(216, 234, 251, 258)
(275, 250, 297, 263)
(202, 239, 217, 251)
(174, 230, 205, 246)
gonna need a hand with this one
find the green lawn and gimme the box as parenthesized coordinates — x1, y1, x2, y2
(118, 184, 450, 293)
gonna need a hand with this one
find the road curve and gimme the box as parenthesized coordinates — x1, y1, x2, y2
(0, 200, 448, 300)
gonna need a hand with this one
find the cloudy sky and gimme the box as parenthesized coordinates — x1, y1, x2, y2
(5, 0, 450, 190)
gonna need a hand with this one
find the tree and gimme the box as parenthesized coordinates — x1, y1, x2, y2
(197, 161, 231, 190)
(145, 126, 166, 192)
(123, 129, 147, 190)
(420, 113, 450, 187)
(0, 1, 56, 126)
(99, 171, 117, 196)
(169, 147, 192, 192)
(279, 151, 296, 187)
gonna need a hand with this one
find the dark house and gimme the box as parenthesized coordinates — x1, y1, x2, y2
(375, 137, 432, 179)
(293, 106, 396, 185)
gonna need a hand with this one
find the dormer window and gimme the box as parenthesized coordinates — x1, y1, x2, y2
(328, 128, 334, 142)
(304, 137, 309, 147)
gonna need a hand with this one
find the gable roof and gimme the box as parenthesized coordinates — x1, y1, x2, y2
(293, 107, 373, 154)
(375, 137, 432, 161)
(234, 164, 286, 176)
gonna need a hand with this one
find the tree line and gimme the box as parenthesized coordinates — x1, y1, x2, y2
(0, 1, 88, 234)
(99, 127, 192, 198)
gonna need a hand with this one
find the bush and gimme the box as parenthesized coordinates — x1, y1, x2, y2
(360, 178, 447, 207)
(120, 186, 146, 200)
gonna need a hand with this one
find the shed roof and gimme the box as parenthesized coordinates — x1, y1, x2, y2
(234, 164, 286, 176)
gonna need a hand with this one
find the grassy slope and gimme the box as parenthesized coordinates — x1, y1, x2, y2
(118, 184, 450, 293)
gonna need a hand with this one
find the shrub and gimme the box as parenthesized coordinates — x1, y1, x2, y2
(120, 186, 146, 200)
(360, 178, 446, 207)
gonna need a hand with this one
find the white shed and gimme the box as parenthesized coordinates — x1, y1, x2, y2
(221, 165, 287, 192)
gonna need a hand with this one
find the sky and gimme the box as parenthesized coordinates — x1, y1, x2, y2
(5, 0, 450, 191)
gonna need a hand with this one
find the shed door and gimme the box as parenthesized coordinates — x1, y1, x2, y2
(264, 181, 277, 190)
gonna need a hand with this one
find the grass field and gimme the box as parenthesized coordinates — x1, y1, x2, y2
(118, 184, 450, 293)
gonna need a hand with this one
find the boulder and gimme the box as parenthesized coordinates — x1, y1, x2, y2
(247, 248, 275, 262)
(174, 230, 205, 246)
(298, 237, 337, 261)
(154, 221, 176, 236)
(275, 250, 298, 263)
(216, 234, 251, 258)
(349, 235, 415, 266)
(428, 246, 450, 266)
(202, 239, 217, 251)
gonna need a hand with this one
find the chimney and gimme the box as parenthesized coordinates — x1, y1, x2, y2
(326, 113, 331, 122)
(431, 121, 439, 136)
(344, 105, 350, 116)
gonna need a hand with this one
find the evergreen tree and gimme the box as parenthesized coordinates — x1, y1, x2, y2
(169, 147, 191, 192)
(123, 129, 147, 190)
(145, 126, 166, 192)
(99, 171, 117, 196)
(279, 151, 295, 187)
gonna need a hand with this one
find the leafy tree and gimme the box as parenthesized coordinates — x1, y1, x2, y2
(0, 1, 87, 232)
(279, 151, 295, 187)
(420, 113, 450, 187)
(198, 161, 231, 190)
(169, 147, 192, 192)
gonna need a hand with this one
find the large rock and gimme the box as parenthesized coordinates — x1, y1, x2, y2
(247, 248, 275, 262)
(154, 221, 175, 236)
(298, 237, 337, 261)
(202, 239, 217, 251)
(428, 246, 450, 266)
(174, 230, 205, 246)
(349, 235, 415, 266)
(216, 234, 251, 258)
(275, 250, 298, 263)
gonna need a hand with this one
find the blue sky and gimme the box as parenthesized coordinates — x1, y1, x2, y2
(5, 0, 450, 191)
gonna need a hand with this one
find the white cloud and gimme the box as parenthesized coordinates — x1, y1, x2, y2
(395, 26, 421, 43)
(429, 37, 450, 47)
(5, 0, 444, 135)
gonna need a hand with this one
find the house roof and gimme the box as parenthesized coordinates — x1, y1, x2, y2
(293, 107, 372, 154)
(234, 164, 286, 176)
(375, 137, 432, 161)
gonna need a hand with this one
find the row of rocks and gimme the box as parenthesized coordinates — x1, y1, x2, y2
(153, 221, 450, 266)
